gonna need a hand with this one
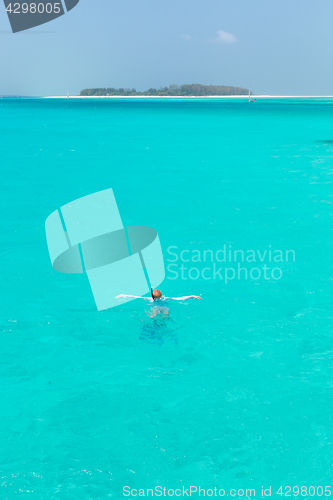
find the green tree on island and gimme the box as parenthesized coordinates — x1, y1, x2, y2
(80, 84, 251, 97)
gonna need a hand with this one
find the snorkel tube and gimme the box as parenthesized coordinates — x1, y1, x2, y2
(151, 285, 155, 301)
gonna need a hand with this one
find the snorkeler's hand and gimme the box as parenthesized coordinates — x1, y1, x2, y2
(195, 296, 202, 299)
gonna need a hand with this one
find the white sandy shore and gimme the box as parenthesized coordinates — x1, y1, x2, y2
(44, 95, 333, 99)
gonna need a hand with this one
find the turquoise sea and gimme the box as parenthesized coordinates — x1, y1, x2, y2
(1, 97, 333, 498)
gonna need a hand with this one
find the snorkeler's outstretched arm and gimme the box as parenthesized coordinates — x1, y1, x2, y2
(115, 294, 152, 300)
(168, 295, 202, 301)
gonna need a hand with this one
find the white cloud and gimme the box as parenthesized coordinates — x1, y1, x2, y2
(180, 34, 192, 41)
(213, 30, 237, 44)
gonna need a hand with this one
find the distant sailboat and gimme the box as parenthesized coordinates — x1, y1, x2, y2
(67, 92, 70, 99)
(249, 89, 256, 102)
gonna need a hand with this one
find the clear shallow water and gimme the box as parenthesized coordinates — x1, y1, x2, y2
(1, 98, 333, 498)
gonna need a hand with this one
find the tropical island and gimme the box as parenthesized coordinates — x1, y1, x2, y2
(80, 84, 250, 97)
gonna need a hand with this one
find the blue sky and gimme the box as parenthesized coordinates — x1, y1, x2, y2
(1, 0, 333, 96)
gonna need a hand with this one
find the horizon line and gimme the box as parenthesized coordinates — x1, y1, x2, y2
(2, 95, 333, 99)
(44, 95, 333, 99)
